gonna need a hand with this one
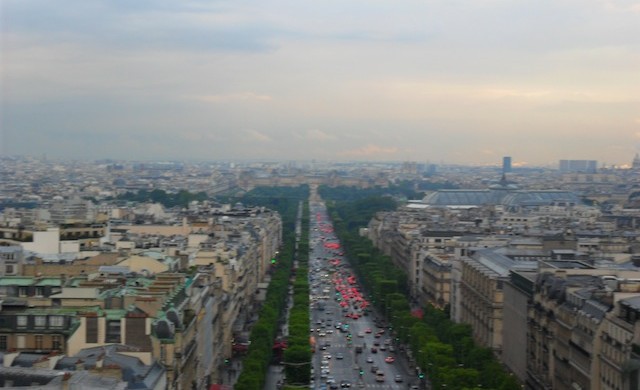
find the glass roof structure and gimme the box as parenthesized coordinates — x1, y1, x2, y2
(423, 189, 508, 206)
(422, 189, 581, 208)
(501, 191, 579, 207)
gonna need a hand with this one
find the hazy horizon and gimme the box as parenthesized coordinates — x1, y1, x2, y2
(2, 0, 639, 166)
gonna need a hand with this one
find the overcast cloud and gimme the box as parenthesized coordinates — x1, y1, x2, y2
(2, 0, 639, 166)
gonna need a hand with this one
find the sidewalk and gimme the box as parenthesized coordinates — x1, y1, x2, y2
(262, 363, 286, 389)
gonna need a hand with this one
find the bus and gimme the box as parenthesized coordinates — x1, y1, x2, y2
(310, 336, 316, 353)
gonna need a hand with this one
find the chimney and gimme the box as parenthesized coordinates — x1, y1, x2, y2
(554, 269, 567, 279)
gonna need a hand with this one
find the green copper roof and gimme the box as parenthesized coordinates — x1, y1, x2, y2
(34, 278, 63, 287)
(104, 309, 127, 320)
(0, 277, 34, 286)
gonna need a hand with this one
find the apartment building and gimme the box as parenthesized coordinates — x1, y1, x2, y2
(503, 269, 537, 382)
(0, 224, 105, 254)
(454, 249, 538, 356)
(0, 246, 23, 276)
(0, 270, 219, 388)
(528, 268, 640, 390)
(420, 251, 452, 309)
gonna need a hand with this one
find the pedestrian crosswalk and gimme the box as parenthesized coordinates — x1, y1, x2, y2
(315, 382, 406, 389)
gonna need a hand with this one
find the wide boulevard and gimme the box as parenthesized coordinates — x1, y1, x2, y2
(309, 201, 420, 390)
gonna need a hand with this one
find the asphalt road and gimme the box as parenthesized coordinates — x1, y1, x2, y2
(309, 201, 420, 390)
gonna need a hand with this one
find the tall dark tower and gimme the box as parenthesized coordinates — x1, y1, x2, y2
(503, 156, 512, 173)
(632, 153, 640, 171)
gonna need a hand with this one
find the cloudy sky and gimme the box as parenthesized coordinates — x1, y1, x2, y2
(1, 0, 639, 166)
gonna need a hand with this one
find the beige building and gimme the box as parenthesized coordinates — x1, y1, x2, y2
(22, 252, 122, 277)
(600, 296, 640, 390)
(116, 254, 170, 275)
(502, 270, 537, 383)
(0, 204, 282, 389)
(0, 224, 105, 254)
(421, 252, 452, 309)
(453, 248, 539, 357)
(528, 268, 640, 390)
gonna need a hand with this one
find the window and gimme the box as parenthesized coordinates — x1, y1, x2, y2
(35, 335, 43, 350)
(0, 335, 7, 350)
(16, 316, 28, 329)
(18, 287, 28, 297)
(34, 316, 46, 329)
(16, 335, 25, 349)
(86, 317, 98, 343)
(49, 316, 64, 328)
(35, 287, 44, 297)
(51, 335, 62, 350)
(5, 265, 14, 274)
(105, 320, 121, 343)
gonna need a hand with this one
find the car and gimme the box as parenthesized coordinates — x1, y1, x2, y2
(357, 332, 365, 338)
(394, 375, 403, 383)
(340, 380, 351, 388)
(379, 345, 386, 351)
(370, 347, 378, 353)
(370, 365, 379, 373)
(323, 353, 332, 359)
(364, 328, 372, 334)
(375, 371, 385, 382)
(384, 356, 395, 363)
(366, 356, 374, 363)
(321, 359, 330, 366)
(335, 353, 344, 360)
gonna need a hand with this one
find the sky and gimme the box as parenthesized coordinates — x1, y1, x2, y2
(1, 0, 639, 166)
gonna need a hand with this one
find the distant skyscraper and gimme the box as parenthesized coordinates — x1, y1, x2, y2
(502, 156, 512, 173)
(559, 159, 597, 173)
(632, 154, 640, 171)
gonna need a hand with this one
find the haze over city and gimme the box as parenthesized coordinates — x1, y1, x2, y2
(2, 0, 639, 165)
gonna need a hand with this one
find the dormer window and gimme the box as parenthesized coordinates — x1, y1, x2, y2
(49, 316, 64, 328)
(16, 316, 28, 329)
(105, 320, 121, 343)
(34, 316, 46, 329)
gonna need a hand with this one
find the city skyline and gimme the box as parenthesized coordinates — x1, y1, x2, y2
(2, 0, 639, 166)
